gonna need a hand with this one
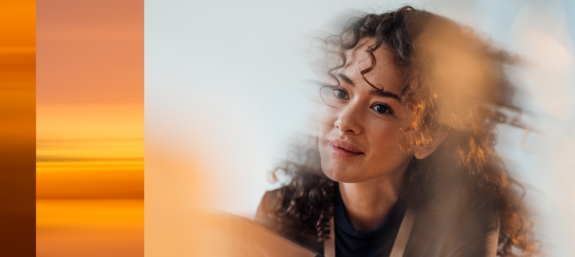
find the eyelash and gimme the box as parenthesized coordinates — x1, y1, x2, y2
(371, 103, 394, 115)
(332, 87, 395, 115)
(333, 88, 349, 99)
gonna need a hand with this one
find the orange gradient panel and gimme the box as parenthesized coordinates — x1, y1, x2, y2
(36, 0, 144, 256)
(0, 0, 35, 255)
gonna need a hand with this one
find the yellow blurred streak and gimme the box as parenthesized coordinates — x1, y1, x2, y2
(37, 103, 144, 199)
(37, 104, 144, 142)
(36, 104, 144, 252)
(37, 160, 143, 172)
(37, 199, 143, 257)
(37, 141, 143, 163)
(37, 199, 143, 229)
(36, 159, 144, 168)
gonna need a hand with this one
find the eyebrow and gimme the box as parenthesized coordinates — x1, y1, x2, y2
(337, 73, 355, 86)
(338, 72, 401, 100)
(370, 89, 401, 100)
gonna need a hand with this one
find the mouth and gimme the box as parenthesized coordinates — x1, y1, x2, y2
(329, 140, 364, 158)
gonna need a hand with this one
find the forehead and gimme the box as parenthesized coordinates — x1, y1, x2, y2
(341, 38, 405, 96)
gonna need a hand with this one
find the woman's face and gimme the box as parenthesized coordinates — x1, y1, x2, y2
(318, 38, 413, 183)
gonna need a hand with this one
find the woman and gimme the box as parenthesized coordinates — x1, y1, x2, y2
(255, 6, 537, 257)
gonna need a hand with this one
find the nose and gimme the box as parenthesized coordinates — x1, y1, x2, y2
(333, 100, 363, 135)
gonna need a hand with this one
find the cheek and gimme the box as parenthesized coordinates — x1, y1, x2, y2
(318, 107, 337, 178)
(317, 109, 412, 182)
(318, 107, 337, 138)
(365, 124, 411, 166)
(318, 141, 353, 182)
(318, 142, 332, 174)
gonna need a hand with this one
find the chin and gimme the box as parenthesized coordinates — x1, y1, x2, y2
(320, 161, 364, 183)
(319, 149, 354, 183)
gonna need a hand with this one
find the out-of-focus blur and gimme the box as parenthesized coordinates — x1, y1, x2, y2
(145, 0, 575, 256)
(37, 0, 144, 256)
(36, 105, 144, 257)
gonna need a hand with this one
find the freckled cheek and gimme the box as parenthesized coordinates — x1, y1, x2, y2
(318, 139, 336, 179)
(365, 126, 405, 158)
(318, 108, 338, 136)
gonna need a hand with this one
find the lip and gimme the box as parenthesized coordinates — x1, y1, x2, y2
(329, 139, 364, 158)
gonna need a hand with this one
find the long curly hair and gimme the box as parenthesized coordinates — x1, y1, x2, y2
(268, 6, 538, 257)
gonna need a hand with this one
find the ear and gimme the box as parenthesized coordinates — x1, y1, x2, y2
(412, 131, 447, 160)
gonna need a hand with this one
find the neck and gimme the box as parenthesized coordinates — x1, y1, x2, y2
(338, 166, 407, 232)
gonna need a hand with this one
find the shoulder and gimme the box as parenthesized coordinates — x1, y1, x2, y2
(409, 201, 500, 257)
(445, 204, 500, 257)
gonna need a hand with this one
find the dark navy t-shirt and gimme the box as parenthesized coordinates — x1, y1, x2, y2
(256, 187, 500, 257)
(333, 188, 404, 257)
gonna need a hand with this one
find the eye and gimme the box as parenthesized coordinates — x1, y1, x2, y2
(319, 86, 349, 108)
(333, 88, 349, 100)
(371, 103, 393, 114)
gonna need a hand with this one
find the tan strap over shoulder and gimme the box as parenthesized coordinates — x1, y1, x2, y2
(389, 208, 415, 257)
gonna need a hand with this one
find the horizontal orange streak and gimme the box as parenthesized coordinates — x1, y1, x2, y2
(37, 158, 143, 199)
(37, 199, 144, 257)
(37, 103, 144, 199)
